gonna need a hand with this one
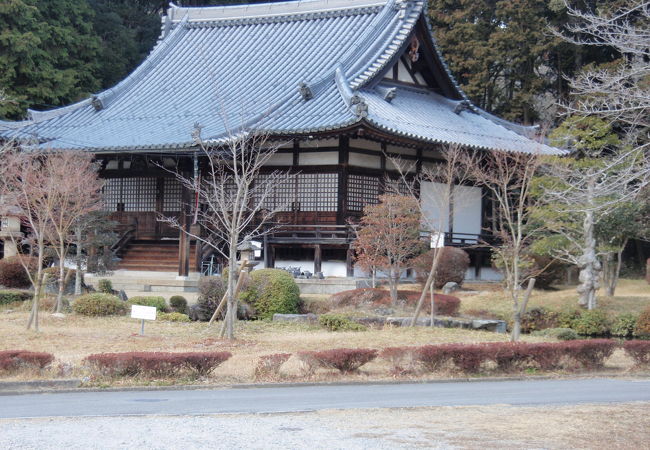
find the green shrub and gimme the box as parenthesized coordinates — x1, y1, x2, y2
(558, 309, 582, 329)
(73, 293, 127, 316)
(634, 306, 650, 338)
(413, 247, 470, 288)
(97, 279, 113, 294)
(531, 327, 578, 341)
(0, 290, 31, 305)
(169, 295, 188, 313)
(196, 276, 227, 320)
(0, 256, 38, 289)
(158, 312, 190, 322)
(520, 307, 560, 333)
(572, 309, 610, 336)
(318, 313, 367, 332)
(240, 269, 300, 320)
(611, 313, 639, 338)
(127, 296, 168, 312)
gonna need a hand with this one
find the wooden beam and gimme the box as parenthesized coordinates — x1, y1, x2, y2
(346, 246, 354, 277)
(314, 244, 322, 274)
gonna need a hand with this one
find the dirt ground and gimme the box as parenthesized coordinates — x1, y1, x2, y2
(1, 402, 648, 449)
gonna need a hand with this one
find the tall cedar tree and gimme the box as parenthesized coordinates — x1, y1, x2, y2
(354, 195, 424, 306)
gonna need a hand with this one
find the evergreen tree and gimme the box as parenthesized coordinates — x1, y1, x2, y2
(0, 0, 101, 119)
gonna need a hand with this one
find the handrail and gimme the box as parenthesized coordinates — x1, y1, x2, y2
(111, 224, 136, 255)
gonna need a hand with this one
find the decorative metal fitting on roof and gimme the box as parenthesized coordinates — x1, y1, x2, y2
(384, 87, 397, 102)
(299, 82, 313, 101)
(453, 100, 471, 115)
(91, 96, 103, 112)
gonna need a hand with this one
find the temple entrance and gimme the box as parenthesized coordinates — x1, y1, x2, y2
(102, 176, 183, 239)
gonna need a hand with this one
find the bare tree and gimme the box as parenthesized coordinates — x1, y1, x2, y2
(44, 151, 103, 312)
(538, 148, 649, 308)
(461, 149, 543, 341)
(162, 126, 293, 339)
(388, 145, 473, 327)
(0, 149, 55, 331)
(354, 194, 423, 305)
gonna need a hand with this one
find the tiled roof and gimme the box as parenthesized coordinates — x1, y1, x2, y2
(0, 0, 563, 155)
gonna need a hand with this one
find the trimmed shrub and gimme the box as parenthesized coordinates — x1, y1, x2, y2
(169, 295, 188, 314)
(0, 290, 31, 305)
(634, 306, 650, 338)
(530, 255, 566, 290)
(531, 328, 579, 341)
(414, 345, 453, 372)
(303, 348, 378, 373)
(158, 312, 190, 322)
(254, 353, 292, 380)
(520, 307, 560, 333)
(444, 344, 492, 373)
(562, 339, 618, 369)
(240, 269, 300, 320)
(318, 313, 367, 332)
(73, 293, 127, 316)
(412, 247, 470, 288)
(128, 296, 168, 312)
(611, 313, 639, 338)
(572, 309, 610, 336)
(380, 346, 418, 374)
(84, 351, 231, 377)
(558, 309, 582, 329)
(623, 340, 650, 367)
(0, 256, 37, 289)
(97, 279, 113, 294)
(327, 288, 461, 316)
(0, 350, 54, 372)
(195, 276, 227, 321)
(524, 343, 565, 370)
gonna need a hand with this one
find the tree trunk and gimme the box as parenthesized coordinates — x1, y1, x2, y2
(411, 251, 438, 327)
(429, 281, 435, 328)
(388, 268, 398, 306)
(27, 242, 46, 331)
(75, 226, 82, 296)
(577, 182, 600, 309)
(607, 247, 624, 297)
(224, 236, 239, 340)
(56, 242, 66, 313)
(510, 278, 535, 342)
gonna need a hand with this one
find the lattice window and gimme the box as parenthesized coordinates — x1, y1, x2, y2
(101, 177, 157, 212)
(384, 178, 410, 196)
(163, 178, 182, 212)
(347, 174, 379, 212)
(298, 172, 338, 211)
(102, 178, 121, 211)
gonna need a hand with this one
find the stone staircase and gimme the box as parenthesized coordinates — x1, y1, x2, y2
(117, 240, 197, 272)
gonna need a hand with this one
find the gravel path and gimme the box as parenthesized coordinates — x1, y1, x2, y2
(1, 403, 649, 449)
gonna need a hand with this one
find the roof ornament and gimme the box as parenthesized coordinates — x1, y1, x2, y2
(394, 0, 409, 19)
(191, 122, 204, 144)
(351, 95, 369, 118)
(298, 82, 313, 101)
(384, 87, 397, 103)
(454, 100, 471, 115)
(91, 96, 103, 112)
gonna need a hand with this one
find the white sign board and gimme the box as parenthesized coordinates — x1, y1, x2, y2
(131, 305, 157, 321)
(430, 232, 445, 249)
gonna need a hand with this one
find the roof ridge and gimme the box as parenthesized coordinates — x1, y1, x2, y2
(168, 0, 387, 23)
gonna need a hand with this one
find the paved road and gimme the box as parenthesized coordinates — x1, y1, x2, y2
(1, 378, 649, 419)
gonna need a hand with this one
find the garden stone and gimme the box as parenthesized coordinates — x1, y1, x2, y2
(442, 282, 460, 294)
(118, 290, 128, 301)
(374, 307, 394, 316)
(51, 313, 66, 319)
(273, 313, 317, 323)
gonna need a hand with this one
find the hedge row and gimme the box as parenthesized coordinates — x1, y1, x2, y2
(381, 340, 622, 374)
(0, 290, 32, 305)
(0, 350, 54, 372)
(84, 351, 232, 377)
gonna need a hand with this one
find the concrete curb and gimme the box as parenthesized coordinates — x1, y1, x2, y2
(1, 373, 648, 396)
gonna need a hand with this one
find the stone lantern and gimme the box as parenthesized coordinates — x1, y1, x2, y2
(0, 204, 24, 258)
(237, 239, 259, 272)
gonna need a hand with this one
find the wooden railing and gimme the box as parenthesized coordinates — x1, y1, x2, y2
(111, 224, 136, 257)
(266, 224, 357, 244)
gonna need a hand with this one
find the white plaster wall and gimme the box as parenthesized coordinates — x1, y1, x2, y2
(302, 138, 338, 148)
(386, 158, 415, 173)
(349, 152, 381, 169)
(420, 181, 450, 232)
(465, 266, 503, 282)
(386, 144, 417, 156)
(349, 138, 382, 150)
(266, 152, 293, 166)
(299, 152, 338, 165)
(452, 185, 482, 242)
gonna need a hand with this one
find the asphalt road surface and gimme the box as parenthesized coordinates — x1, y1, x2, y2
(1, 378, 649, 419)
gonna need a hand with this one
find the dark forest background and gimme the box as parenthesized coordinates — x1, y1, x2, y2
(0, 0, 618, 124)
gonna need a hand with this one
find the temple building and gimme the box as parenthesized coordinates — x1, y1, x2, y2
(0, 0, 562, 279)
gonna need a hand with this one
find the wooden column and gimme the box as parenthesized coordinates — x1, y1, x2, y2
(314, 244, 322, 274)
(337, 137, 349, 224)
(178, 181, 191, 277)
(346, 245, 354, 277)
(263, 232, 273, 269)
